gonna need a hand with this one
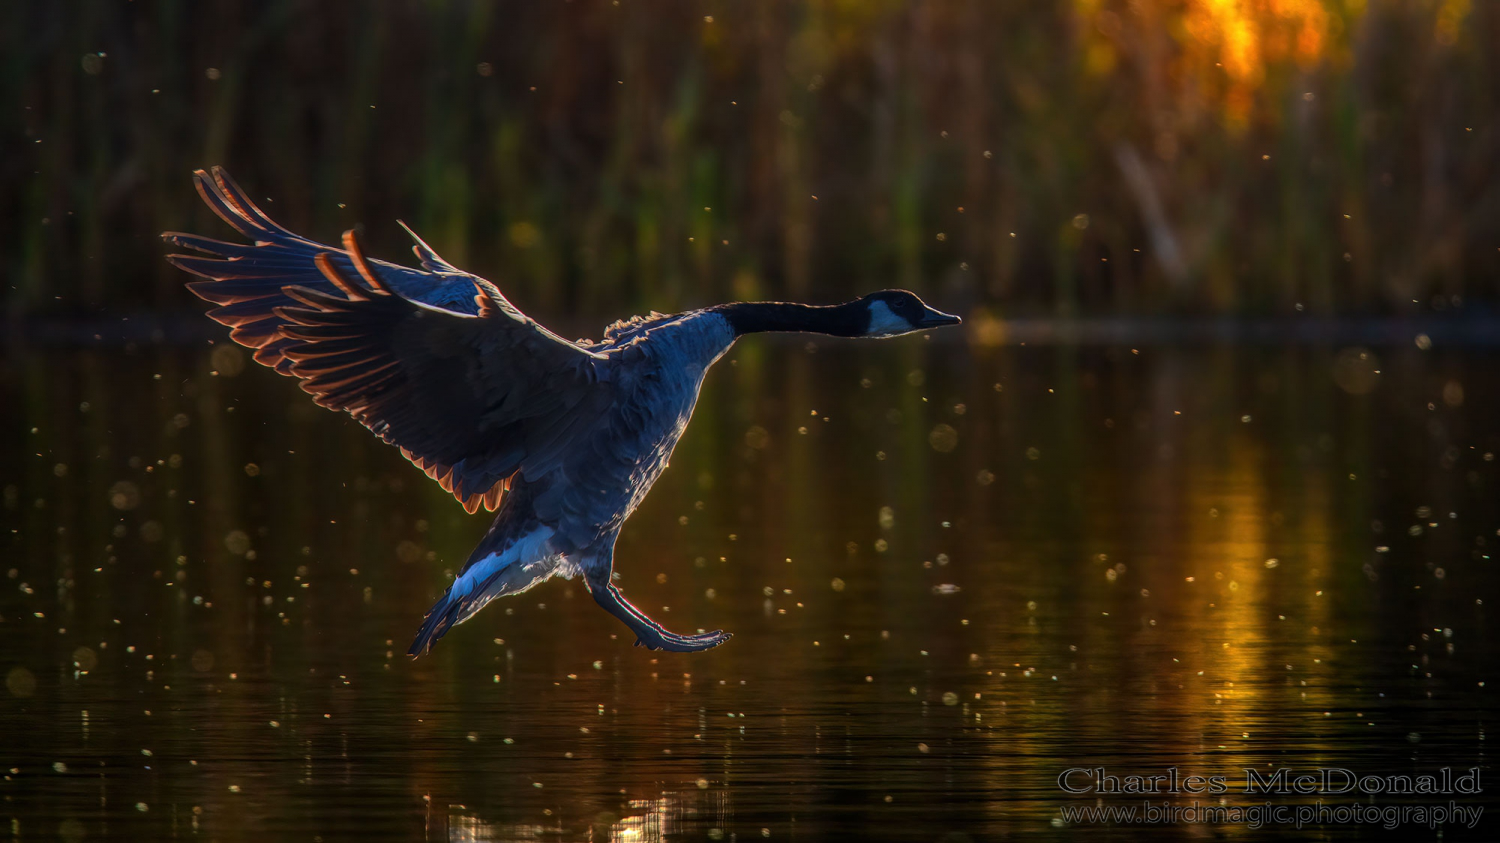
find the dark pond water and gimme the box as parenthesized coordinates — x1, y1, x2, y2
(2, 337, 1497, 841)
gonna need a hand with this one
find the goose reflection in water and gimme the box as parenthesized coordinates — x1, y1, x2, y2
(443, 787, 730, 843)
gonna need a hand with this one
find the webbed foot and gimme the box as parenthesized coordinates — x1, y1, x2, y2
(589, 579, 733, 653)
(633, 628, 733, 652)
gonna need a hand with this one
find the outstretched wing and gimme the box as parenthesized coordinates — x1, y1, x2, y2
(164, 166, 486, 375)
(164, 167, 611, 513)
(269, 237, 613, 513)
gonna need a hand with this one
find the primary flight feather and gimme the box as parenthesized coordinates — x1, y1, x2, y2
(164, 167, 962, 656)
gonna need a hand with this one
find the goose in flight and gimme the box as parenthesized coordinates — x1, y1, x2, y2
(164, 167, 962, 656)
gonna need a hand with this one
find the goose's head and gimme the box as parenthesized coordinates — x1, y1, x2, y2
(858, 290, 962, 338)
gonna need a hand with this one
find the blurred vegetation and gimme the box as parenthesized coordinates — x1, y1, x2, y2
(4, 0, 1498, 326)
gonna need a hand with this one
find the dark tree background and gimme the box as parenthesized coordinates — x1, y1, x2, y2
(4, 0, 1498, 331)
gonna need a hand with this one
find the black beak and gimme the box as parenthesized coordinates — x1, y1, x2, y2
(917, 306, 962, 328)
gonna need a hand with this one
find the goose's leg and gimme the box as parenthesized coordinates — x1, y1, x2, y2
(585, 564, 731, 653)
(603, 583, 731, 650)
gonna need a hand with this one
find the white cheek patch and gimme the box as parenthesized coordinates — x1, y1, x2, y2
(865, 300, 911, 337)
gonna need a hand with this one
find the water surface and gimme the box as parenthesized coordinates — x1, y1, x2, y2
(2, 338, 1496, 840)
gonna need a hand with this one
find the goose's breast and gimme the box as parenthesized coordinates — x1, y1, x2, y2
(551, 317, 732, 541)
(616, 359, 709, 495)
(608, 312, 733, 473)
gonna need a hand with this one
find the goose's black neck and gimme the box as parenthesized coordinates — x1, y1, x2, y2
(712, 301, 866, 338)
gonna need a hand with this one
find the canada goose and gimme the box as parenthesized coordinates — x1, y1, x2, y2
(164, 167, 962, 656)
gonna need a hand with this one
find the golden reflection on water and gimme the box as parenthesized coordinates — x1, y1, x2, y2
(447, 788, 731, 843)
(2, 340, 1496, 839)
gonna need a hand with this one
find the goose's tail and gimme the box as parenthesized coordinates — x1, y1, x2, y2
(407, 593, 470, 658)
(407, 520, 559, 658)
